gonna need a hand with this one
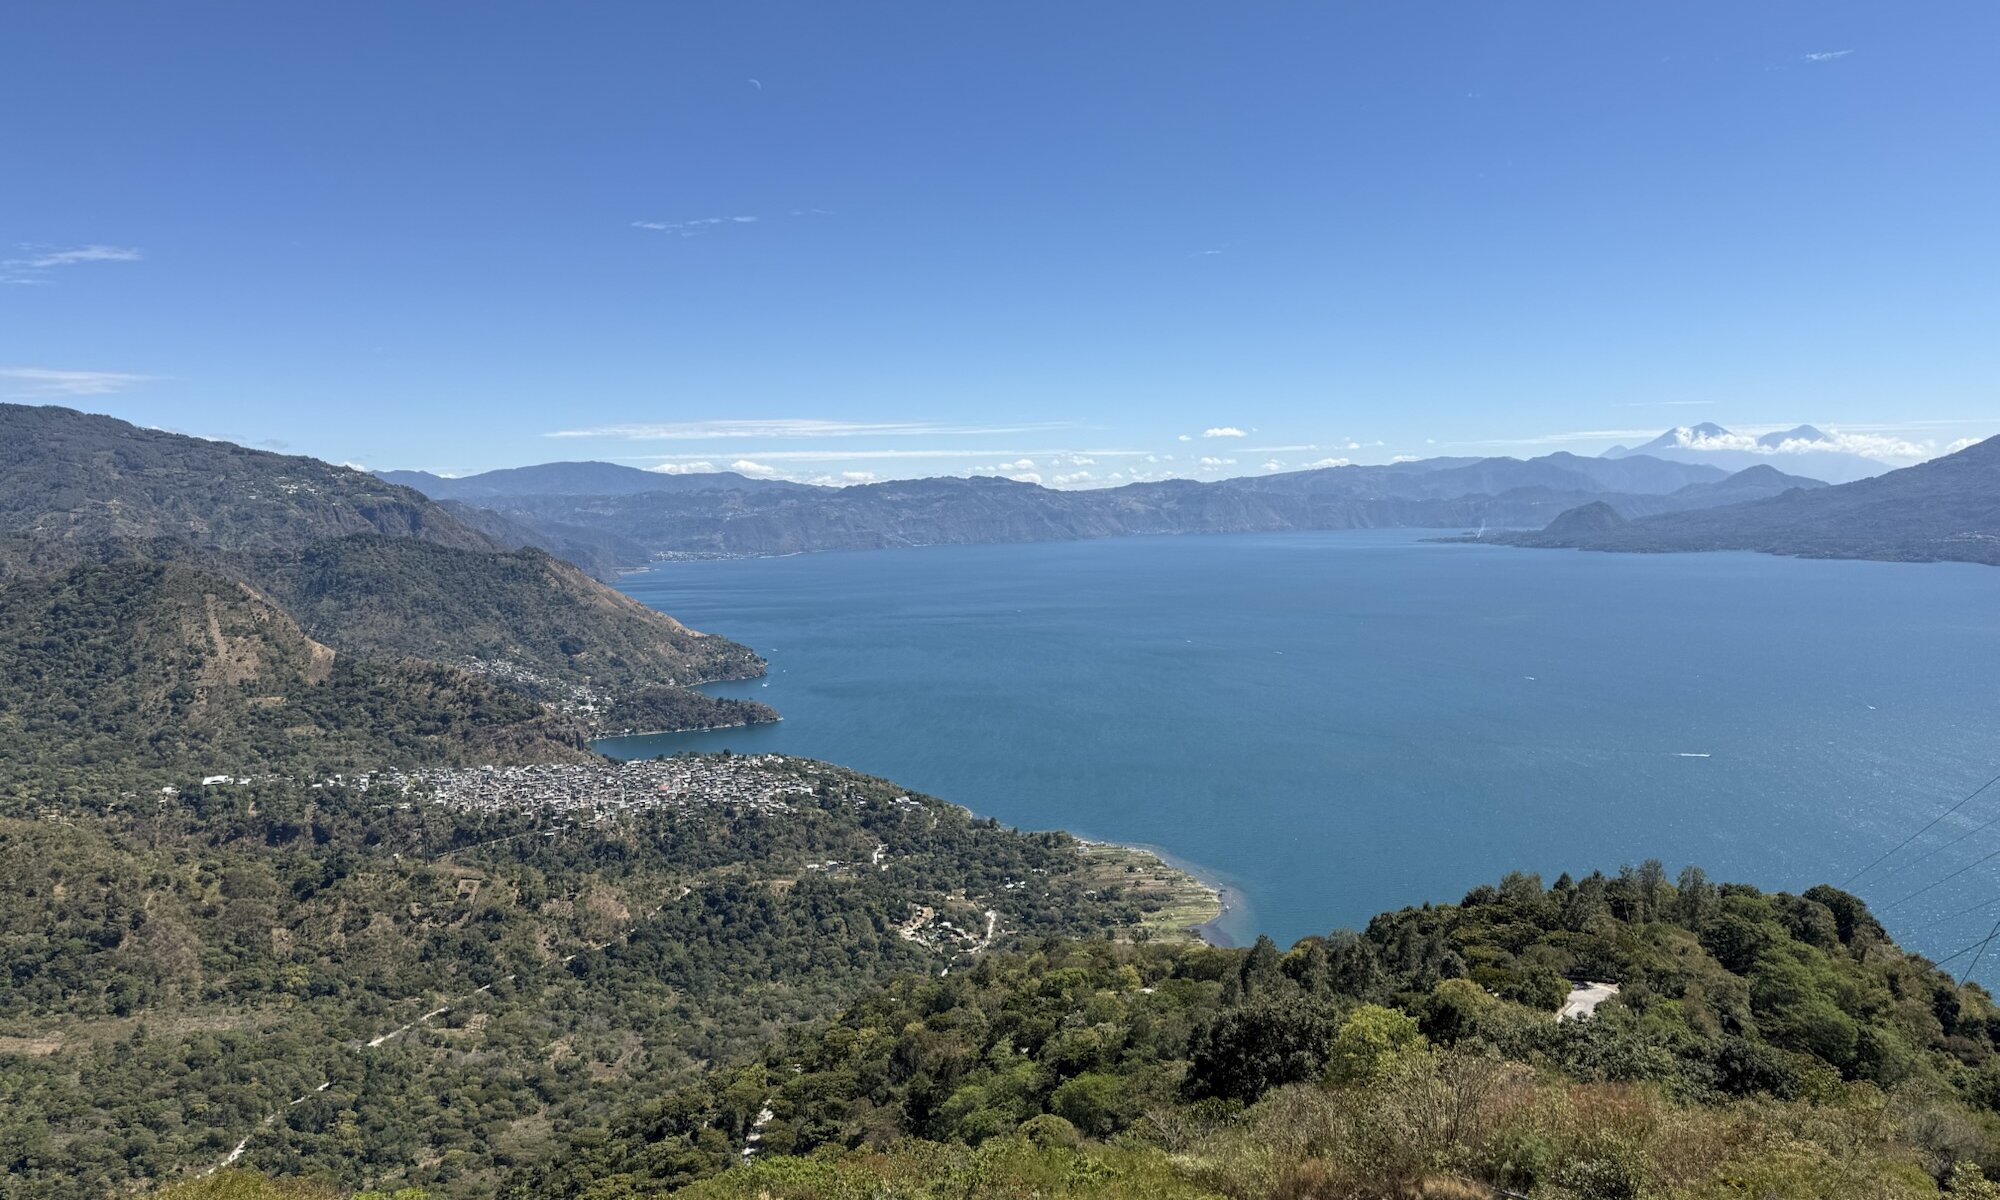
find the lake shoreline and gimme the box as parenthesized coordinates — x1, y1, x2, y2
(1075, 838, 1233, 948)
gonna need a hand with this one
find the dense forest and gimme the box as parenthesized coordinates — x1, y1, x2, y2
(0, 561, 593, 801)
(149, 864, 2000, 1198)
(602, 684, 781, 735)
(516, 865, 2000, 1198)
(0, 755, 1208, 1198)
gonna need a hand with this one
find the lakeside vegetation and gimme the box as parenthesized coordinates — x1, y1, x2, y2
(0, 755, 1209, 1198)
(140, 864, 2000, 1199)
(601, 684, 782, 736)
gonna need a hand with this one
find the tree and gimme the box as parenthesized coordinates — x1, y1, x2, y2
(1327, 1004, 1426, 1084)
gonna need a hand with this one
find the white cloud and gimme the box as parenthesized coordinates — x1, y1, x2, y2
(1305, 457, 1352, 469)
(647, 461, 718, 474)
(1660, 424, 1932, 462)
(730, 459, 781, 477)
(1177, 434, 1192, 442)
(1471, 428, 1674, 448)
(1946, 437, 1984, 455)
(24, 245, 143, 268)
(1391, 455, 1421, 464)
(1052, 471, 1095, 486)
(1202, 427, 1247, 438)
(631, 216, 760, 238)
(839, 470, 879, 482)
(997, 458, 1036, 471)
(549, 418, 1071, 441)
(1006, 472, 1043, 485)
(622, 446, 1147, 464)
(0, 367, 152, 396)
(1804, 49, 1853, 62)
(2, 244, 143, 284)
(1262, 460, 1285, 472)
(1198, 456, 1236, 467)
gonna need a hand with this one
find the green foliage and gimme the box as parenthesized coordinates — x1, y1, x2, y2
(0, 758, 1191, 1199)
(0, 561, 589, 800)
(518, 865, 2000, 1200)
(1325, 1002, 1424, 1083)
(602, 684, 780, 735)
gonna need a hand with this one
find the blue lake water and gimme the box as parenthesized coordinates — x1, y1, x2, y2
(600, 531, 2000, 972)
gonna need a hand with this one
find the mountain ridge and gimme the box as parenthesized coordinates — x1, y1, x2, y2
(1495, 434, 2000, 564)
(0, 404, 770, 740)
(400, 452, 1811, 566)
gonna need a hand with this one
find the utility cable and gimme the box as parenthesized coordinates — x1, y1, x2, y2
(1842, 769, 2000, 887)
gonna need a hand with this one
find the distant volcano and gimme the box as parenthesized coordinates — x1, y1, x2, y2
(1604, 423, 1890, 484)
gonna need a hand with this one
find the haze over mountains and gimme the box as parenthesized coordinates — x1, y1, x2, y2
(1500, 432, 2000, 566)
(1604, 422, 1900, 484)
(382, 439, 1829, 567)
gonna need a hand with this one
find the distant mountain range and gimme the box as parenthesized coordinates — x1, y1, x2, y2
(1494, 434, 2000, 565)
(383, 449, 1824, 565)
(0, 404, 773, 778)
(378, 460, 810, 500)
(1604, 422, 1894, 484)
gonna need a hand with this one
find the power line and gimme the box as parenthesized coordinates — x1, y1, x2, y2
(1898, 891, 2000, 938)
(1880, 844, 2000, 914)
(1842, 769, 2000, 887)
(1870, 805, 2000, 887)
(1963, 916, 2000, 985)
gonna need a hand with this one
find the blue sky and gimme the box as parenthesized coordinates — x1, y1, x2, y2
(4, 3, 1996, 485)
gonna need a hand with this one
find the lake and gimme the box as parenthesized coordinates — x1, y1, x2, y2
(599, 531, 2000, 971)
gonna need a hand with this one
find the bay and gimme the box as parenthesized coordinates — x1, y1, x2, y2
(599, 531, 2000, 970)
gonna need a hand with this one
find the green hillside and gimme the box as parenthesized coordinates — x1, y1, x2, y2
(0, 561, 590, 799)
(508, 865, 2000, 1200)
(0, 405, 767, 726)
(0, 756, 1210, 1198)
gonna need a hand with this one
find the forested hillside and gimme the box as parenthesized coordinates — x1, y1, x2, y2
(0, 405, 768, 734)
(0, 756, 1209, 1198)
(0, 561, 589, 798)
(504, 865, 2000, 1200)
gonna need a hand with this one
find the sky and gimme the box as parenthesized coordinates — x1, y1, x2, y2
(4, 3, 1997, 487)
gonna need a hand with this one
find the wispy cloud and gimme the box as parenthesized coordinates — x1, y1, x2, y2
(1202, 427, 1247, 438)
(646, 461, 718, 474)
(729, 459, 781, 477)
(1305, 457, 1352, 469)
(1198, 456, 1236, 467)
(549, 419, 1073, 441)
(1468, 428, 1667, 448)
(2, 243, 143, 284)
(631, 216, 760, 238)
(1804, 49, 1854, 62)
(0, 367, 152, 396)
(622, 446, 1149, 464)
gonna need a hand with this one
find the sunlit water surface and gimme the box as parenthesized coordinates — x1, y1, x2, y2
(599, 532, 2000, 974)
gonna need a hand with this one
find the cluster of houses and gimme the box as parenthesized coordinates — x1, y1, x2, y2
(341, 754, 836, 820)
